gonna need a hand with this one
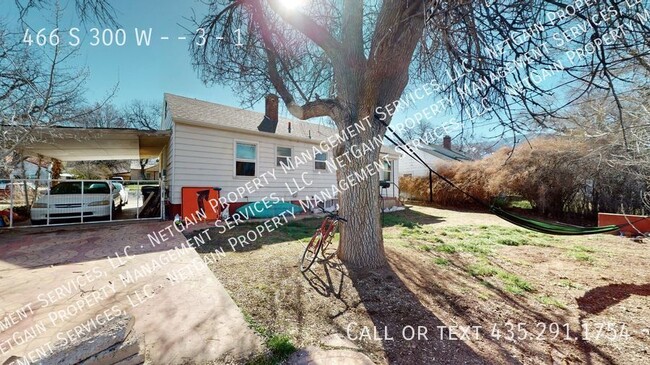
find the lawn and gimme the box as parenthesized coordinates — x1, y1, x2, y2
(187, 204, 650, 364)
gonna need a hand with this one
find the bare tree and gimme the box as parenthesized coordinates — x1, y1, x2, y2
(0, 2, 115, 178)
(121, 100, 162, 178)
(122, 100, 162, 131)
(13, 0, 117, 27)
(74, 103, 126, 128)
(191, 0, 650, 267)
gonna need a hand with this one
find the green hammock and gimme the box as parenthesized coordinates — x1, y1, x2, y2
(377, 119, 632, 237)
(491, 207, 620, 236)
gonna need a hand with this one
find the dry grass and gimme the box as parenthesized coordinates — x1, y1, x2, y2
(189, 204, 650, 364)
(399, 136, 646, 219)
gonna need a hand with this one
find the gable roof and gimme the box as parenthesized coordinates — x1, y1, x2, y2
(164, 93, 399, 156)
(164, 93, 337, 141)
(419, 145, 473, 162)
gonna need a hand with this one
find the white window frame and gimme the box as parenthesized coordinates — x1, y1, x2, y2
(314, 152, 328, 170)
(234, 140, 258, 178)
(276, 145, 293, 167)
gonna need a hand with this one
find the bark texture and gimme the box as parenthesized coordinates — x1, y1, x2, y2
(335, 123, 387, 268)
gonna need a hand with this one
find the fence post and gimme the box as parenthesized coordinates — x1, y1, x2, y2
(9, 177, 14, 228)
(81, 181, 85, 224)
(159, 178, 165, 220)
(429, 171, 433, 203)
(109, 181, 112, 222)
(46, 179, 51, 226)
(136, 180, 140, 219)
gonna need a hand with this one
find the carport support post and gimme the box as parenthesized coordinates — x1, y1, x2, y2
(429, 171, 433, 203)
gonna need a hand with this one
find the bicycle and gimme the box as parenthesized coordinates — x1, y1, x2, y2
(300, 206, 347, 272)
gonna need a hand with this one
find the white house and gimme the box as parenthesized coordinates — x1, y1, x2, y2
(399, 136, 472, 178)
(161, 93, 400, 216)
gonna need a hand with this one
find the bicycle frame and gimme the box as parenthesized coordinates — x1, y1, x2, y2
(317, 216, 338, 239)
(300, 212, 346, 272)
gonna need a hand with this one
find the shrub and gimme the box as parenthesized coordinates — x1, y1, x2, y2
(399, 136, 646, 220)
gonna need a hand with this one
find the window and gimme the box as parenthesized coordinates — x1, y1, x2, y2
(235, 142, 256, 176)
(315, 152, 327, 170)
(277, 146, 292, 166)
(382, 160, 392, 182)
(50, 181, 110, 194)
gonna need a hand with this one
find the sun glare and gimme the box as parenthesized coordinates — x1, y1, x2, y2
(281, 0, 307, 10)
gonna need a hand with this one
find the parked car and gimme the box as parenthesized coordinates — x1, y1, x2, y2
(112, 182, 129, 207)
(111, 176, 125, 181)
(30, 181, 121, 225)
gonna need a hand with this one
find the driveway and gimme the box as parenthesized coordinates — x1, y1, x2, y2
(0, 222, 263, 364)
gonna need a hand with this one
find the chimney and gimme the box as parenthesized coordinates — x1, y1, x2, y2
(443, 135, 452, 150)
(257, 94, 279, 133)
(265, 94, 278, 122)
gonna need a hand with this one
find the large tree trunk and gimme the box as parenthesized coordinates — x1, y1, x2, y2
(335, 116, 387, 268)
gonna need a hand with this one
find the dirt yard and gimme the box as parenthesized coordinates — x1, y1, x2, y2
(188, 205, 650, 364)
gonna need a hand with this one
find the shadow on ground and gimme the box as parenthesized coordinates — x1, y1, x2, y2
(299, 246, 621, 364)
(301, 259, 490, 364)
(576, 283, 650, 314)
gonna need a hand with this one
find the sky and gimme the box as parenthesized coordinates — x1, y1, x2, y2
(2, 0, 509, 147)
(4, 0, 243, 106)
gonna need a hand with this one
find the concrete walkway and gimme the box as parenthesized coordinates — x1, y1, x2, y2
(0, 222, 263, 364)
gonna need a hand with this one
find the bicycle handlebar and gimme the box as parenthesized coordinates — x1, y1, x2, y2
(318, 203, 347, 222)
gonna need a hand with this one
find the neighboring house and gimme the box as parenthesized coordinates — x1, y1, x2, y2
(11, 159, 51, 180)
(115, 160, 160, 180)
(162, 93, 400, 216)
(399, 136, 472, 178)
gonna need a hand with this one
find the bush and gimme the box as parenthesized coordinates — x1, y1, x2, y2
(399, 136, 647, 220)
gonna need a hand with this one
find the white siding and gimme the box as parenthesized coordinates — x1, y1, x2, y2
(169, 123, 335, 204)
(399, 152, 447, 178)
(163, 123, 175, 196)
(168, 122, 399, 204)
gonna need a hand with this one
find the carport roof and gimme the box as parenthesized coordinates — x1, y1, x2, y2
(17, 127, 170, 161)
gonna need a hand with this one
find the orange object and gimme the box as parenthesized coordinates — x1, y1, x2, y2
(181, 187, 221, 221)
(598, 213, 650, 236)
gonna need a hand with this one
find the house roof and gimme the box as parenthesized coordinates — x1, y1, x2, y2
(419, 145, 473, 162)
(165, 93, 337, 141)
(164, 93, 399, 156)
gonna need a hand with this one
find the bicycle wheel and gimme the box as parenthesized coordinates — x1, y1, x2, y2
(320, 221, 339, 261)
(300, 231, 322, 272)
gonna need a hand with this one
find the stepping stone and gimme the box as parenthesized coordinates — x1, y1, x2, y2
(43, 314, 135, 365)
(287, 346, 374, 365)
(77, 330, 142, 365)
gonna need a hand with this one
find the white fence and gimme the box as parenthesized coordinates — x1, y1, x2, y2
(0, 179, 164, 228)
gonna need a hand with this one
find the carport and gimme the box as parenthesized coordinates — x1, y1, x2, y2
(17, 127, 170, 161)
(3, 127, 170, 227)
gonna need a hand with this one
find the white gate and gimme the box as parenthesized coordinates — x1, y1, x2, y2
(0, 179, 164, 228)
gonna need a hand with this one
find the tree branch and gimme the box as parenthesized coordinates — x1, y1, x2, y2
(266, 0, 344, 66)
(250, 0, 340, 120)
